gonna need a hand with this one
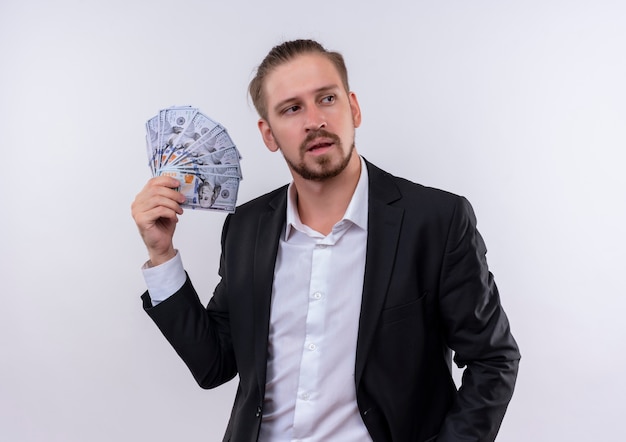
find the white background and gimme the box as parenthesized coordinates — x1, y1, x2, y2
(1, 1, 624, 441)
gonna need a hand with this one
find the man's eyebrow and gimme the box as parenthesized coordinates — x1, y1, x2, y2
(272, 85, 340, 113)
(314, 85, 340, 95)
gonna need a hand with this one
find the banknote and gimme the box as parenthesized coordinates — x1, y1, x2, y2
(159, 164, 242, 180)
(165, 125, 227, 168)
(158, 106, 198, 169)
(186, 173, 240, 212)
(161, 110, 223, 167)
(168, 145, 241, 170)
(144, 106, 242, 213)
(145, 115, 160, 174)
(157, 169, 240, 213)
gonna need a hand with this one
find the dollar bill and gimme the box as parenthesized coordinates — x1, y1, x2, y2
(145, 115, 160, 174)
(196, 145, 241, 167)
(163, 125, 225, 168)
(170, 126, 235, 164)
(156, 169, 239, 213)
(158, 106, 198, 169)
(161, 110, 221, 167)
(160, 163, 241, 178)
(167, 145, 241, 171)
(185, 173, 240, 212)
(145, 106, 243, 213)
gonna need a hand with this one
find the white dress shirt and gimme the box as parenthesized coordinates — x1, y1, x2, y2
(143, 157, 372, 441)
(259, 158, 371, 441)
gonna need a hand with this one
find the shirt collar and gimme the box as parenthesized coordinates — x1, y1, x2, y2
(285, 156, 369, 239)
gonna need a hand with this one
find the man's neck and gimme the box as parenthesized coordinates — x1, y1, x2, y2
(291, 153, 362, 235)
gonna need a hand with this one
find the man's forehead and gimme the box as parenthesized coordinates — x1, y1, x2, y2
(264, 53, 343, 101)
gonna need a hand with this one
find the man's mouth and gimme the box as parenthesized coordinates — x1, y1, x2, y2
(300, 129, 341, 155)
(306, 139, 334, 152)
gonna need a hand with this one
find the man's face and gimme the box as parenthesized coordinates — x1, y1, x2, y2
(258, 53, 361, 182)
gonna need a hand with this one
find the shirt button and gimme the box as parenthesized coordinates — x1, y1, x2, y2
(301, 392, 310, 401)
(308, 343, 316, 351)
(316, 244, 327, 249)
(312, 292, 322, 300)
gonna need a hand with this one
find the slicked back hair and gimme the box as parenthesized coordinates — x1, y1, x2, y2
(248, 39, 350, 121)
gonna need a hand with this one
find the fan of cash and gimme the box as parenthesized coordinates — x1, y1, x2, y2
(145, 105, 242, 213)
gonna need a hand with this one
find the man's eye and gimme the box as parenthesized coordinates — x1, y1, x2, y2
(283, 105, 300, 114)
(321, 95, 335, 104)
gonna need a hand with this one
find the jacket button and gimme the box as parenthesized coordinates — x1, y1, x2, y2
(255, 406, 262, 418)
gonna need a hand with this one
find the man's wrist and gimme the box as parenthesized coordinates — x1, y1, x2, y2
(142, 250, 186, 305)
(148, 247, 177, 267)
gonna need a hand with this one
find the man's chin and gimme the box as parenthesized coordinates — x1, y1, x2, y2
(280, 140, 355, 181)
(290, 155, 351, 181)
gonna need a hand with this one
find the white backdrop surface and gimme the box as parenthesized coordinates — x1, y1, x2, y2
(1, 1, 625, 441)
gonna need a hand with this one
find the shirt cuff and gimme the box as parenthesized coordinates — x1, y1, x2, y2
(141, 250, 186, 306)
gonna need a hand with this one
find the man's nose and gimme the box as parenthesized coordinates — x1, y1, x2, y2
(304, 107, 326, 132)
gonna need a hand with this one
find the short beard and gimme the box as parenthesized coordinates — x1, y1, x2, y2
(279, 128, 355, 181)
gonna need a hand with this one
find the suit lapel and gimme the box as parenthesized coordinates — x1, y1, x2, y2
(355, 161, 404, 385)
(252, 188, 288, 398)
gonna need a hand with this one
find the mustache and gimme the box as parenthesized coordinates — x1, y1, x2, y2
(300, 129, 341, 152)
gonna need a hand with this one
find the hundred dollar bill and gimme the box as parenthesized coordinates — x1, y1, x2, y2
(211, 129, 239, 153)
(158, 106, 197, 169)
(174, 126, 232, 161)
(196, 145, 241, 167)
(189, 111, 221, 139)
(145, 115, 160, 174)
(187, 126, 238, 155)
(156, 169, 201, 207)
(157, 169, 239, 213)
(165, 129, 226, 169)
(161, 110, 222, 167)
(167, 145, 241, 170)
(162, 133, 228, 168)
(145, 106, 242, 213)
(185, 173, 240, 213)
(160, 164, 241, 179)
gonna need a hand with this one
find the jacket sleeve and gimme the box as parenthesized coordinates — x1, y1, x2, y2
(436, 197, 520, 442)
(141, 215, 237, 389)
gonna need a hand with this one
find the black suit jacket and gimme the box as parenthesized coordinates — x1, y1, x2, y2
(143, 160, 520, 442)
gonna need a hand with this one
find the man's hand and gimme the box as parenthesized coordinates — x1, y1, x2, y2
(131, 176, 186, 266)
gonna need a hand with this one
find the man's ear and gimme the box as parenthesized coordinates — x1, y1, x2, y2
(348, 92, 362, 128)
(258, 119, 279, 152)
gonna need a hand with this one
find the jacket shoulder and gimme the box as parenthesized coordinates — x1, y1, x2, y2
(366, 160, 466, 215)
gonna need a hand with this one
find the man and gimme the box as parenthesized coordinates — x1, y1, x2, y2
(132, 39, 520, 442)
